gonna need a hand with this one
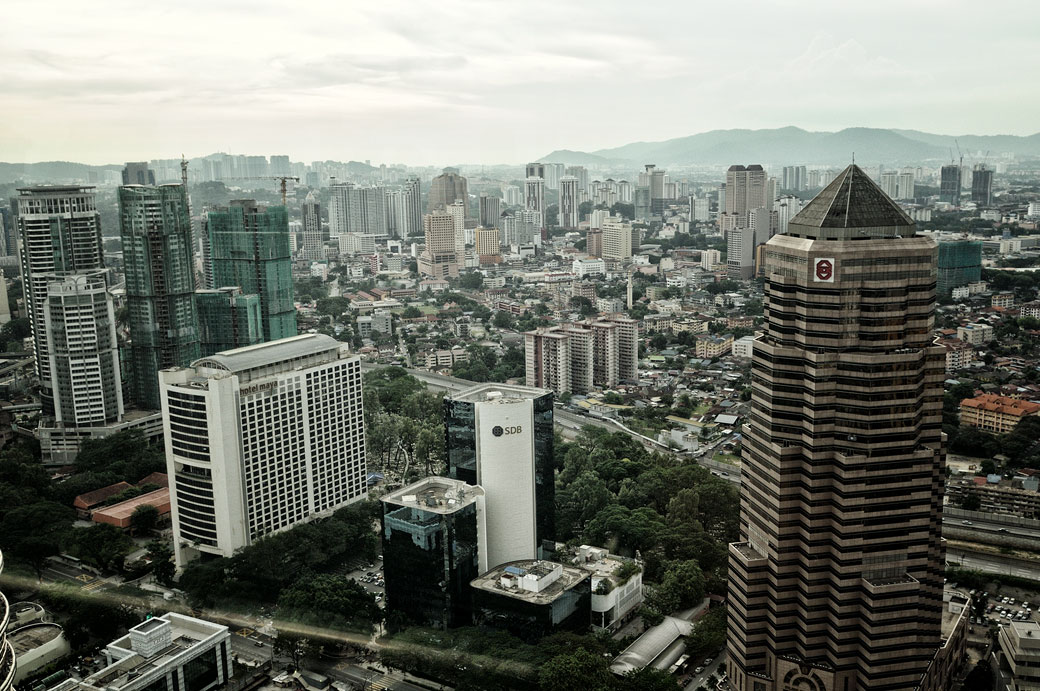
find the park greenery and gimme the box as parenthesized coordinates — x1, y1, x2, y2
(553, 425, 740, 614)
(178, 500, 381, 629)
(0, 431, 168, 579)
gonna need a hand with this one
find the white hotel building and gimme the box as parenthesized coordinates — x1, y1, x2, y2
(159, 334, 367, 567)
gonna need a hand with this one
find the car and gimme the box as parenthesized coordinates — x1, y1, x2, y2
(962, 520, 973, 525)
(694, 667, 704, 674)
(998, 528, 1009, 533)
(375, 595, 383, 602)
(254, 641, 264, 647)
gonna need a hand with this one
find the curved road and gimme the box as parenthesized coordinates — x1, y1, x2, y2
(360, 363, 743, 483)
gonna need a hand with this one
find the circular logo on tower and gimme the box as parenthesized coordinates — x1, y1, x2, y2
(814, 258, 835, 282)
(492, 425, 504, 437)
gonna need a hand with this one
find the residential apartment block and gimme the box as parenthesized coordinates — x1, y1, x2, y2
(524, 315, 637, 394)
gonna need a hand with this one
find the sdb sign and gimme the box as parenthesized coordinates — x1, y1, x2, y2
(491, 425, 522, 437)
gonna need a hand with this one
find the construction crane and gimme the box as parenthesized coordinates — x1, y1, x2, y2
(223, 176, 300, 206)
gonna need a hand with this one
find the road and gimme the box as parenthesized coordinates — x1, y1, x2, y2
(684, 652, 725, 690)
(946, 550, 1040, 580)
(942, 515, 1040, 540)
(41, 558, 114, 594)
(361, 363, 743, 483)
(308, 658, 438, 691)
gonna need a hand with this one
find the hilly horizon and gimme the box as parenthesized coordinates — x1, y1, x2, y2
(542, 126, 1040, 167)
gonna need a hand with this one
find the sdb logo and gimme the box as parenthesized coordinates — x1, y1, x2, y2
(492, 425, 522, 437)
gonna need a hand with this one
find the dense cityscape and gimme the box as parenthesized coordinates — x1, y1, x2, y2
(4, 3, 1040, 691)
(0, 138, 1039, 691)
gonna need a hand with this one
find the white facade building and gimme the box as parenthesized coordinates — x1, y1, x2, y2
(48, 613, 231, 691)
(446, 384, 554, 572)
(701, 249, 722, 271)
(572, 258, 606, 278)
(601, 217, 633, 261)
(732, 334, 756, 359)
(338, 232, 378, 256)
(160, 335, 367, 567)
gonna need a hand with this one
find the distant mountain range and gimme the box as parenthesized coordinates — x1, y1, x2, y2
(542, 127, 1040, 167)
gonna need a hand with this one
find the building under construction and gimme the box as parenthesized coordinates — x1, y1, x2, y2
(205, 200, 296, 344)
(119, 184, 200, 410)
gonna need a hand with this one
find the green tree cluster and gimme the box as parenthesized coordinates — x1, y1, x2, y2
(555, 427, 738, 597)
(451, 345, 525, 383)
(364, 367, 446, 479)
(0, 432, 165, 578)
(178, 500, 380, 617)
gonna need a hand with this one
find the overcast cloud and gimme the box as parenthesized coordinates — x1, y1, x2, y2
(2, 0, 1036, 165)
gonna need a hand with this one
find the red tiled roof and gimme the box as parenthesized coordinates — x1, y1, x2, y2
(73, 482, 133, 510)
(137, 472, 169, 488)
(960, 393, 1040, 417)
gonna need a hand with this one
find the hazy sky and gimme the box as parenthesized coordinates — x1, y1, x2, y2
(3, 0, 1037, 166)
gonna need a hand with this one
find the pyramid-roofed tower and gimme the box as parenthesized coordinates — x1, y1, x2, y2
(726, 164, 950, 691)
(788, 164, 916, 240)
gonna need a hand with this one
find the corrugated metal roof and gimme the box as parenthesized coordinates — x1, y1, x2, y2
(193, 334, 341, 373)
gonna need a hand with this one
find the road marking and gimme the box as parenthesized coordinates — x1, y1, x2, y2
(237, 628, 254, 637)
(82, 580, 105, 592)
(365, 677, 391, 691)
(76, 574, 93, 582)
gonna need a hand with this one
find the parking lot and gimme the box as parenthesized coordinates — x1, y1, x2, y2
(340, 554, 385, 608)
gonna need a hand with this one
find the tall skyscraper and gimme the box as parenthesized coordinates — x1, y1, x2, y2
(524, 177, 546, 229)
(404, 176, 422, 236)
(381, 477, 486, 629)
(301, 192, 323, 261)
(559, 177, 579, 229)
(971, 164, 993, 206)
(936, 239, 982, 296)
(14, 186, 104, 411)
(447, 200, 466, 253)
(586, 228, 603, 258)
(428, 169, 469, 217)
(525, 162, 546, 180)
(646, 165, 667, 216)
(196, 287, 263, 356)
(565, 166, 589, 192)
(781, 165, 807, 191)
(206, 200, 296, 343)
(1, 549, 15, 691)
(475, 226, 501, 263)
(122, 162, 156, 185)
(478, 193, 502, 228)
(601, 216, 633, 260)
(898, 169, 916, 200)
(160, 334, 367, 567)
(879, 170, 900, 199)
(418, 211, 460, 279)
(120, 184, 199, 410)
(727, 165, 947, 690)
(444, 383, 554, 571)
(723, 164, 768, 224)
(44, 270, 123, 428)
(940, 164, 962, 204)
(328, 182, 351, 238)
(545, 163, 565, 190)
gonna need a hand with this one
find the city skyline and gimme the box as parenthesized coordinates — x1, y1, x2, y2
(3, 0, 1039, 166)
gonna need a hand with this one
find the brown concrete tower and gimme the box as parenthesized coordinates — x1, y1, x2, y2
(727, 165, 947, 691)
